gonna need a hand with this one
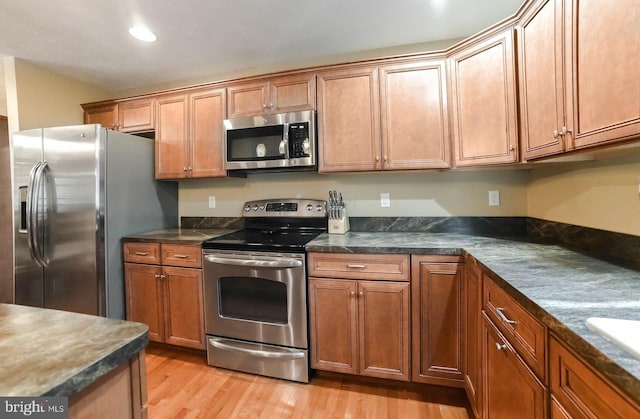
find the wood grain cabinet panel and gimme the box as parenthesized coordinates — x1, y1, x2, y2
(411, 256, 464, 386)
(483, 314, 547, 418)
(380, 60, 450, 170)
(123, 243, 161, 265)
(83, 102, 119, 130)
(568, 0, 640, 149)
(463, 254, 482, 417)
(227, 73, 315, 118)
(448, 30, 519, 167)
(308, 252, 409, 281)
(549, 335, 640, 418)
(517, 0, 567, 160)
(118, 98, 155, 133)
(308, 252, 411, 381)
(155, 87, 226, 179)
(483, 275, 547, 381)
(317, 66, 381, 172)
(124, 242, 205, 350)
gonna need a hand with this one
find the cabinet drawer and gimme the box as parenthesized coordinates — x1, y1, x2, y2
(550, 335, 640, 418)
(123, 243, 161, 264)
(161, 244, 202, 268)
(308, 253, 410, 281)
(483, 275, 546, 381)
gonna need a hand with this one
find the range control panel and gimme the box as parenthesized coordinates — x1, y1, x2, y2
(243, 199, 326, 217)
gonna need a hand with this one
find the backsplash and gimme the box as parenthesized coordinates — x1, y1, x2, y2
(181, 215, 640, 269)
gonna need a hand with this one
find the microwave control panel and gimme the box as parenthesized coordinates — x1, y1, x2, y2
(288, 122, 311, 158)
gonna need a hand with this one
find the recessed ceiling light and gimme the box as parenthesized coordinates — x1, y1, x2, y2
(128, 25, 157, 42)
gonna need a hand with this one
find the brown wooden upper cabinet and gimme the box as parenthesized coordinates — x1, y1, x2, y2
(318, 59, 450, 173)
(448, 29, 519, 167)
(518, 0, 640, 160)
(155, 87, 226, 179)
(83, 97, 155, 133)
(226, 72, 316, 118)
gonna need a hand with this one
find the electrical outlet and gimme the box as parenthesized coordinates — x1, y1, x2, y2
(489, 190, 500, 206)
(381, 193, 391, 208)
(208, 196, 216, 209)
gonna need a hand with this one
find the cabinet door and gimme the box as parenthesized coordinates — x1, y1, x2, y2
(483, 315, 547, 419)
(118, 98, 155, 132)
(463, 256, 482, 417)
(83, 103, 118, 130)
(155, 94, 189, 179)
(449, 30, 519, 167)
(162, 267, 205, 350)
(568, 0, 640, 149)
(308, 278, 358, 375)
(227, 80, 269, 118)
(517, 0, 567, 160)
(190, 88, 227, 178)
(411, 257, 464, 386)
(270, 73, 316, 114)
(124, 263, 164, 343)
(380, 60, 450, 170)
(317, 66, 381, 172)
(358, 280, 410, 381)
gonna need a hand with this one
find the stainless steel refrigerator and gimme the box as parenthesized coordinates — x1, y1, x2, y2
(13, 124, 178, 318)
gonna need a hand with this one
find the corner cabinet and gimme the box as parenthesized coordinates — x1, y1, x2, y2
(123, 242, 205, 350)
(308, 252, 411, 381)
(226, 72, 316, 118)
(448, 29, 519, 167)
(155, 87, 226, 179)
(411, 256, 464, 386)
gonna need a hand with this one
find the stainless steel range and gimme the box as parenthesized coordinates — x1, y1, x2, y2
(202, 198, 327, 383)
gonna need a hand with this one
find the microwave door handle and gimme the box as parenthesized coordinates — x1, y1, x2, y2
(204, 255, 302, 269)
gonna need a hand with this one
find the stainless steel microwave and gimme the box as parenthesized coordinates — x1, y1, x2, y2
(223, 110, 316, 172)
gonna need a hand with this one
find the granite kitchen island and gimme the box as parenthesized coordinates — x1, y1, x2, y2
(0, 303, 148, 418)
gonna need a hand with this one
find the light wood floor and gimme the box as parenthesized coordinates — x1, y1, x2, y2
(146, 344, 472, 418)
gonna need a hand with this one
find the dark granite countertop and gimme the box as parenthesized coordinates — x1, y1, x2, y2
(0, 304, 148, 397)
(307, 232, 640, 402)
(122, 228, 237, 245)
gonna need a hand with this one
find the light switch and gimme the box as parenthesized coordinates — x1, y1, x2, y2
(381, 193, 390, 208)
(489, 190, 500, 206)
(208, 196, 216, 208)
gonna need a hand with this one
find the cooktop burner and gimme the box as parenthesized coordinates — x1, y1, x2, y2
(202, 199, 327, 252)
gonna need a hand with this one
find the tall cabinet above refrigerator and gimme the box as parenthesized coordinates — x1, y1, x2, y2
(13, 124, 178, 319)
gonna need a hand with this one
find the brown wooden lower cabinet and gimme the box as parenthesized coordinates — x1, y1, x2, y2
(483, 313, 547, 418)
(411, 255, 465, 387)
(463, 254, 482, 417)
(549, 334, 640, 418)
(123, 242, 205, 350)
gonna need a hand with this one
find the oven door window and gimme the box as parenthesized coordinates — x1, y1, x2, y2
(226, 125, 286, 161)
(218, 276, 287, 324)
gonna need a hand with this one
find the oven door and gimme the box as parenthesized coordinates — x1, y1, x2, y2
(203, 250, 308, 349)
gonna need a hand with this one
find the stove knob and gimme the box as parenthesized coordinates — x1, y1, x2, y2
(316, 204, 324, 212)
(306, 204, 313, 211)
(244, 205, 251, 212)
(252, 205, 259, 211)
(259, 205, 265, 211)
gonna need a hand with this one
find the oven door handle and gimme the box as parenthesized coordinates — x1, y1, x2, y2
(204, 255, 303, 268)
(209, 338, 305, 360)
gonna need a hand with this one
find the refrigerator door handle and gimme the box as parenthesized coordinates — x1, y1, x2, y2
(27, 161, 49, 267)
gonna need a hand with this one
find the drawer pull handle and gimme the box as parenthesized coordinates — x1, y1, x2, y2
(496, 307, 517, 324)
(134, 251, 149, 256)
(347, 264, 367, 269)
(172, 254, 188, 259)
(495, 342, 507, 351)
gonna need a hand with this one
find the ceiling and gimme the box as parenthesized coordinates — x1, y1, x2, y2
(0, 0, 524, 93)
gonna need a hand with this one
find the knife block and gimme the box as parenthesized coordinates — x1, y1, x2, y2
(328, 209, 350, 234)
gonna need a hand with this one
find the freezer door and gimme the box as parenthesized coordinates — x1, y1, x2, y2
(13, 129, 45, 307)
(41, 125, 100, 315)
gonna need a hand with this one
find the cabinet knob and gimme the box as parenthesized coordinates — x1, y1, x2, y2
(553, 129, 560, 139)
(350, 291, 355, 297)
(359, 291, 364, 297)
(562, 126, 572, 136)
(509, 145, 515, 152)
(154, 274, 160, 279)
(495, 342, 507, 351)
